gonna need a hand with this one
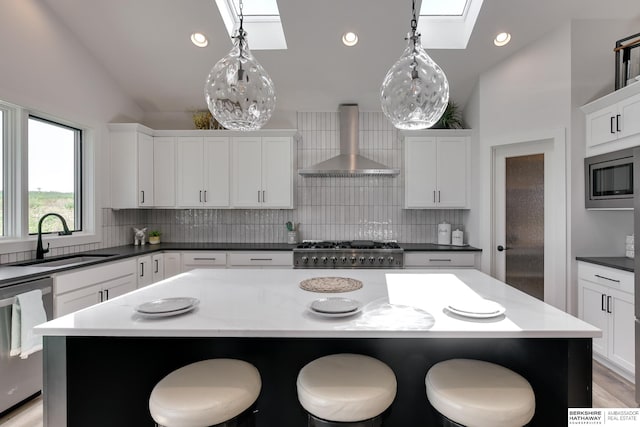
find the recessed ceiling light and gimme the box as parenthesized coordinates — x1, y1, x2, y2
(191, 32, 209, 48)
(494, 32, 511, 47)
(342, 31, 359, 47)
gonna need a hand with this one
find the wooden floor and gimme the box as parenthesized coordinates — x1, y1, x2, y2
(0, 360, 636, 426)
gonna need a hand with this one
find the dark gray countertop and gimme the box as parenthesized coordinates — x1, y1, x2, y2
(0, 242, 482, 286)
(576, 256, 634, 272)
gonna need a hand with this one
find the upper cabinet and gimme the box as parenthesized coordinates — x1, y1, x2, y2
(232, 136, 294, 208)
(109, 125, 296, 209)
(109, 124, 155, 209)
(582, 82, 640, 157)
(176, 136, 230, 207)
(402, 130, 471, 209)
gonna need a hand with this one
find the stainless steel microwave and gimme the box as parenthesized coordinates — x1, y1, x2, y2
(585, 148, 634, 209)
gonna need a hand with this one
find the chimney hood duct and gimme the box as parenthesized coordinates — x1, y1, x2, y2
(298, 104, 400, 177)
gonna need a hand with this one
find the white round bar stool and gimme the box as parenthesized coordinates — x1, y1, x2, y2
(149, 359, 261, 427)
(296, 353, 397, 427)
(425, 359, 535, 427)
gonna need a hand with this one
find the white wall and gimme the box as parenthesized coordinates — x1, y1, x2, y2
(0, 0, 143, 252)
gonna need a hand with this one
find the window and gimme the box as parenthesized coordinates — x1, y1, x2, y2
(28, 116, 82, 234)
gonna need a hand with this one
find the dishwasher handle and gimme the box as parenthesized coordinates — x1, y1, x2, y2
(0, 286, 53, 309)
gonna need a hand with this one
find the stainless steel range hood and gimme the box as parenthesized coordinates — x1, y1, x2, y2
(298, 104, 400, 177)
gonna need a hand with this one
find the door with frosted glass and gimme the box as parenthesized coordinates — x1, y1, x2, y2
(502, 154, 544, 300)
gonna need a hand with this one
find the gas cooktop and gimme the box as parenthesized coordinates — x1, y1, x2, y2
(293, 240, 403, 268)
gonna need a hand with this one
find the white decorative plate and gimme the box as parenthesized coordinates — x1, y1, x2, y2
(308, 297, 362, 318)
(447, 299, 506, 319)
(135, 297, 199, 316)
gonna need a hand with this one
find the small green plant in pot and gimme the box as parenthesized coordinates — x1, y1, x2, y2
(148, 230, 161, 245)
(434, 101, 463, 129)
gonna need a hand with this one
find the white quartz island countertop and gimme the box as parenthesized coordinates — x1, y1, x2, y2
(35, 268, 601, 339)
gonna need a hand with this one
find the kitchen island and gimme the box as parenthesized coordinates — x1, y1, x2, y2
(36, 269, 600, 426)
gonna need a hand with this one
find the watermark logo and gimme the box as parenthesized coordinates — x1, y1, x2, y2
(568, 409, 640, 426)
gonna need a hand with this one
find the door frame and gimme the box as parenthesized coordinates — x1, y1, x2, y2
(490, 129, 567, 310)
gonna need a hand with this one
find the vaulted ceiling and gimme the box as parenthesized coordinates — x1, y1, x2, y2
(42, 0, 640, 115)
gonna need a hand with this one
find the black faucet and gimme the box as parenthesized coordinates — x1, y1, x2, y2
(36, 213, 73, 259)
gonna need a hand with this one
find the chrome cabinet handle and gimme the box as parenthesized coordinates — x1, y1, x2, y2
(616, 114, 621, 132)
(104, 289, 109, 301)
(262, 190, 265, 203)
(199, 190, 202, 203)
(140, 262, 144, 277)
(611, 116, 616, 134)
(601, 294, 606, 312)
(433, 191, 436, 203)
(250, 258, 273, 261)
(194, 257, 216, 261)
(154, 259, 159, 274)
(204, 190, 207, 203)
(607, 295, 612, 314)
(98, 290, 104, 302)
(438, 190, 441, 203)
(140, 190, 145, 204)
(429, 258, 452, 262)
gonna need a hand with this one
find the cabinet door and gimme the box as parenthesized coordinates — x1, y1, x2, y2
(618, 92, 640, 140)
(137, 255, 153, 288)
(586, 105, 619, 148)
(163, 253, 182, 278)
(151, 254, 164, 283)
(436, 137, 469, 208)
(137, 133, 154, 206)
(55, 283, 102, 317)
(608, 290, 635, 373)
(578, 279, 608, 358)
(176, 137, 205, 207)
(232, 137, 262, 207)
(261, 137, 293, 208)
(104, 275, 137, 300)
(153, 137, 176, 207)
(203, 137, 230, 207)
(405, 137, 437, 208)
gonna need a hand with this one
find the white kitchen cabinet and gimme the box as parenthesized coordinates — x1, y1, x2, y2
(181, 252, 227, 271)
(577, 262, 635, 378)
(227, 251, 293, 268)
(109, 124, 155, 208)
(176, 136, 230, 207)
(153, 136, 176, 207)
(404, 252, 475, 268)
(403, 131, 471, 209)
(152, 253, 164, 282)
(137, 255, 153, 288)
(582, 82, 640, 156)
(54, 259, 137, 317)
(163, 252, 182, 278)
(231, 136, 294, 208)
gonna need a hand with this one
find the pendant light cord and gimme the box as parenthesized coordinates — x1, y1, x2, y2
(410, 0, 418, 39)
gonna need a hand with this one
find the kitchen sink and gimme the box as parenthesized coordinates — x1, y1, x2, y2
(13, 254, 116, 267)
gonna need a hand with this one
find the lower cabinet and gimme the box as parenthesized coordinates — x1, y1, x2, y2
(163, 252, 182, 278)
(404, 252, 475, 268)
(54, 259, 137, 317)
(577, 262, 635, 378)
(181, 252, 227, 272)
(227, 251, 293, 268)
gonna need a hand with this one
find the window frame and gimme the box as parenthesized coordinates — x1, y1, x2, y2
(0, 99, 99, 256)
(27, 115, 84, 235)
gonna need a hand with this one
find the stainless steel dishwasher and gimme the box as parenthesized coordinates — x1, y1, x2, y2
(0, 276, 53, 415)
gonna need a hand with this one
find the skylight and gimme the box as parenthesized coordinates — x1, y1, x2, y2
(418, 0, 483, 49)
(420, 0, 469, 16)
(214, 0, 287, 50)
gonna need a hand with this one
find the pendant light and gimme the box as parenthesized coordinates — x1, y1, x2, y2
(380, 0, 449, 130)
(205, 0, 276, 131)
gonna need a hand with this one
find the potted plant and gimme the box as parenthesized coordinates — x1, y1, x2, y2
(148, 230, 161, 245)
(434, 101, 463, 129)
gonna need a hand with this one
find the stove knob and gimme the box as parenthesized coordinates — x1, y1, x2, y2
(312, 256, 318, 264)
(341, 256, 348, 264)
(350, 256, 357, 264)
(359, 256, 366, 264)
(321, 256, 328, 264)
(378, 256, 385, 264)
(330, 256, 338, 264)
(387, 256, 394, 264)
(368, 257, 375, 264)
(301, 256, 309, 264)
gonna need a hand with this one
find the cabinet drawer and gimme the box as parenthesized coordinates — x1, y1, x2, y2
(227, 252, 292, 267)
(577, 262, 633, 294)
(54, 259, 136, 295)
(404, 252, 475, 268)
(181, 252, 227, 269)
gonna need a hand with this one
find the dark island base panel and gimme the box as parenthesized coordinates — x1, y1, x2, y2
(44, 337, 592, 427)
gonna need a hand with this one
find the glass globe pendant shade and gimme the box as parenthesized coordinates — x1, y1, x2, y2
(381, 32, 449, 130)
(205, 30, 276, 131)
